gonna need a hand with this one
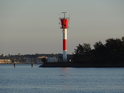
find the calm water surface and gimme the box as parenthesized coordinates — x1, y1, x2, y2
(0, 64, 124, 93)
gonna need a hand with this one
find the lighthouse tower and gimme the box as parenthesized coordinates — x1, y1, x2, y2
(60, 12, 69, 62)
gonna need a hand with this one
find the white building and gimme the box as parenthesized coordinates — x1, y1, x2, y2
(47, 56, 58, 62)
(0, 59, 11, 64)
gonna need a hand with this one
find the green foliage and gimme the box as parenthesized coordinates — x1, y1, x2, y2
(72, 36, 124, 66)
(74, 43, 91, 55)
(122, 36, 124, 41)
(94, 41, 105, 50)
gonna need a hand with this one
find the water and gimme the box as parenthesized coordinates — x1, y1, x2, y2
(0, 64, 124, 93)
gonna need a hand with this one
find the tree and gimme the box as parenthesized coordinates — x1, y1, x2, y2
(72, 36, 124, 66)
(72, 43, 91, 62)
(93, 41, 106, 54)
(94, 41, 104, 50)
(122, 36, 124, 47)
(105, 38, 123, 54)
(74, 44, 84, 55)
(83, 43, 91, 53)
(74, 43, 91, 55)
(122, 36, 124, 41)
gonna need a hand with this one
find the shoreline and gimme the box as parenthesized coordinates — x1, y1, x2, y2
(40, 62, 124, 68)
(1, 63, 124, 68)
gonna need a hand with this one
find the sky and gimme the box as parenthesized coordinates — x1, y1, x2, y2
(0, 0, 124, 55)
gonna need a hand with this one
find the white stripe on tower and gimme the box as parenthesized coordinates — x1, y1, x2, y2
(63, 29, 67, 40)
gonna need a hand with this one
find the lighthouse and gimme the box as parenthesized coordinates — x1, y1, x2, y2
(60, 12, 69, 62)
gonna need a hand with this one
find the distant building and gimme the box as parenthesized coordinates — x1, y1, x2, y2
(47, 56, 58, 62)
(0, 59, 11, 64)
(38, 55, 59, 63)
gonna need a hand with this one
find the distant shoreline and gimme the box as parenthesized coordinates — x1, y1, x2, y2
(0, 63, 124, 68)
(0, 63, 40, 64)
(40, 62, 124, 68)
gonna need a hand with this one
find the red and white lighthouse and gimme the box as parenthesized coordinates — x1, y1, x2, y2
(60, 12, 69, 62)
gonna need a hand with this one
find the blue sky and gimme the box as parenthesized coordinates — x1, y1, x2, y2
(0, 0, 124, 54)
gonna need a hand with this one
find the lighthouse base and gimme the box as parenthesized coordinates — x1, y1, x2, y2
(63, 51, 67, 62)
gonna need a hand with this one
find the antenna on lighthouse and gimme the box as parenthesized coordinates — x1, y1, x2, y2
(61, 12, 67, 18)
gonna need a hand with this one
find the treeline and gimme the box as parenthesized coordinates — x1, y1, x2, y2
(72, 36, 124, 67)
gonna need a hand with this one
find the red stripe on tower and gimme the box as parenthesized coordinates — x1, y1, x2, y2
(63, 39, 67, 51)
